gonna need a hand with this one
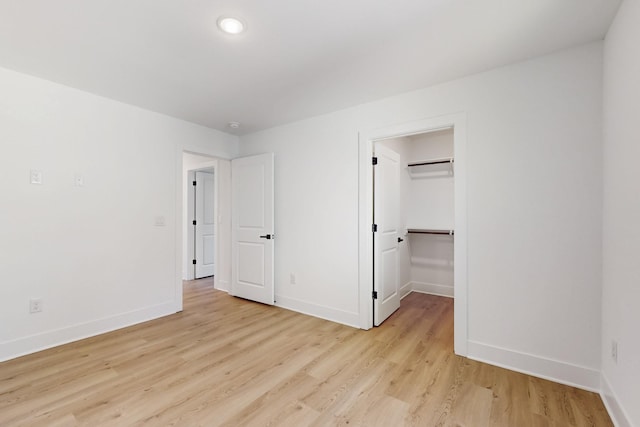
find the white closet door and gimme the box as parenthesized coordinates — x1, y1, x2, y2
(374, 144, 401, 326)
(231, 153, 275, 305)
(195, 171, 215, 278)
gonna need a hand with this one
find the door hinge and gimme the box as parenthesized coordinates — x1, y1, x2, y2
(372, 291, 378, 299)
(192, 259, 196, 265)
(192, 220, 196, 225)
(192, 180, 197, 186)
(372, 224, 378, 232)
(372, 156, 378, 165)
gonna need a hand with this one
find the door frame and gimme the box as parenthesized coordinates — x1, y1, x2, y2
(175, 145, 231, 313)
(186, 165, 217, 280)
(358, 113, 468, 356)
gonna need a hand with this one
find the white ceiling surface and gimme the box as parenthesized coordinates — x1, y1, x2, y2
(0, 0, 621, 135)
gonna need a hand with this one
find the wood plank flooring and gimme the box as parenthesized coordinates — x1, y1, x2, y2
(0, 278, 613, 426)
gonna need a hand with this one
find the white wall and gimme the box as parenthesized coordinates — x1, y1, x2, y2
(407, 130, 454, 161)
(0, 67, 238, 361)
(212, 159, 232, 293)
(240, 42, 604, 390)
(238, 110, 362, 325)
(406, 130, 455, 295)
(601, 1, 640, 425)
(406, 130, 455, 230)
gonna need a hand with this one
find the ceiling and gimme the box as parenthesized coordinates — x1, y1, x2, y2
(0, 0, 621, 135)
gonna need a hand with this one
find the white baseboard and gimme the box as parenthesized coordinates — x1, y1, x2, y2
(0, 302, 177, 363)
(275, 294, 360, 329)
(215, 279, 230, 293)
(467, 340, 600, 392)
(411, 281, 454, 298)
(601, 374, 633, 427)
(400, 282, 413, 299)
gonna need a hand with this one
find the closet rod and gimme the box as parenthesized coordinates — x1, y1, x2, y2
(408, 158, 454, 167)
(407, 229, 454, 235)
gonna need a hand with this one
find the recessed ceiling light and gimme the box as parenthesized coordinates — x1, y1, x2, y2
(217, 17, 245, 35)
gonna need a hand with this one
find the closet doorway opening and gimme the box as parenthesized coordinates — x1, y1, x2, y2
(358, 114, 468, 356)
(373, 129, 455, 325)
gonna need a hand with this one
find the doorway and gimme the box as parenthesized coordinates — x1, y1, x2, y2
(176, 150, 274, 312)
(183, 152, 217, 281)
(181, 152, 233, 295)
(373, 129, 455, 326)
(358, 113, 468, 356)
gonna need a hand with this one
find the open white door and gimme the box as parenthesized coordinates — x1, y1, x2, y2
(195, 170, 215, 278)
(231, 153, 275, 305)
(373, 144, 401, 326)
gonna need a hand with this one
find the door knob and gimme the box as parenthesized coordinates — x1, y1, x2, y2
(397, 237, 404, 243)
(260, 234, 272, 240)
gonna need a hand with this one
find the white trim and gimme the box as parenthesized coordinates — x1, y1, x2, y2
(601, 374, 633, 427)
(185, 169, 195, 280)
(275, 295, 360, 329)
(358, 113, 468, 356)
(467, 340, 601, 392)
(0, 302, 175, 362)
(411, 281, 454, 298)
(215, 279, 230, 293)
(399, 282, 413, 299)
(401, 285, 453, 300)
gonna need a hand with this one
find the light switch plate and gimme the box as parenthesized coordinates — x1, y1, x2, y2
(30, 170, 43, 185)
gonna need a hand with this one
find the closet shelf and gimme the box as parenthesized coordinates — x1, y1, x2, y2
(408, 158, 454, 167)
(407, 228, 454, 236)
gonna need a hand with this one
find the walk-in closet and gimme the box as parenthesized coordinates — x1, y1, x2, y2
(373, 128, 455, 325)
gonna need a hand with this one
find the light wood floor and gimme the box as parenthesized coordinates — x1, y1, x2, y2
(1, 278, 612, 426)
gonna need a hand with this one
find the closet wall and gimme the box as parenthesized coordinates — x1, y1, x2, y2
(377, 128, 455, 300)
(407, 130, 455, 297)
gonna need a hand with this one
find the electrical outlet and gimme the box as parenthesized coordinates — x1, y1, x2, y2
(611, 340, 618, 364)
(29, 298, 43, 313)
(290, 273, 296, 285)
